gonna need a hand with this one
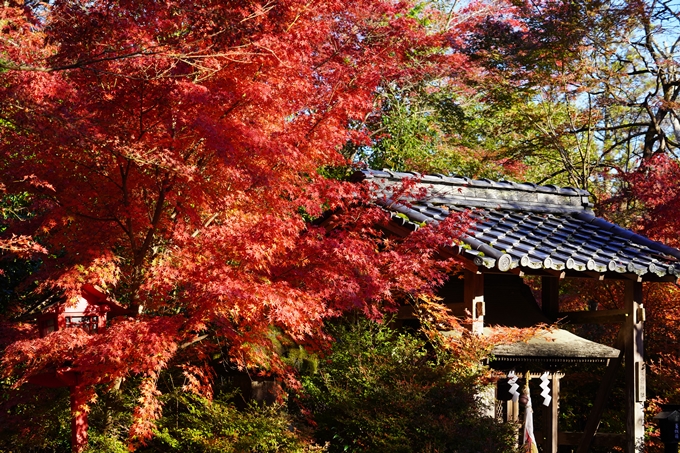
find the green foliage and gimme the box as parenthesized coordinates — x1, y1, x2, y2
(316, 165, 356, 182)
(85, 433, 129, 453)
(138, 389, 318, 453)
(0, 191, 42, 314)
(356, 81, 564, 182)
(0, 192, 33, 231)
(0, 386, 72, 453)
(284, 345, 319, 375)
(84, 385, 137, 453)
(300, 319, 519, 453)
(0, 375, 321, 453)
(0, 257, 40, 314)
(362, 86, 443, 173)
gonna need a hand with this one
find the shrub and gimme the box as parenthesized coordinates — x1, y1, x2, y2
(300, 319, 519, 453)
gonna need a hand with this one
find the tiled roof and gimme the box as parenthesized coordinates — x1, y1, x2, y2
(355, 169, 680, 282)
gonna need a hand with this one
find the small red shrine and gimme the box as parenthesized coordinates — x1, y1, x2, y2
(30, 284, 132, 452)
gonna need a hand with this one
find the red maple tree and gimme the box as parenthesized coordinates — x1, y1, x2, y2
(0, 0, 482, 447)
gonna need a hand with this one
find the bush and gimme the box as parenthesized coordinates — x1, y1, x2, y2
(300, 319, 518, 453)
(136, 387, 320, 453)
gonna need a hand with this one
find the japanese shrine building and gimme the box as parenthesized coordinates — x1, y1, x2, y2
(353, 169, 680, 453)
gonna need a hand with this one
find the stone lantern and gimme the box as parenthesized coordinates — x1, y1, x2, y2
(655, 405, 680, 453)
(29, 284, 132, 452)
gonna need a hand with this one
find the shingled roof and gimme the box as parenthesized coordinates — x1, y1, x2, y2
(354, 169, 680, 282)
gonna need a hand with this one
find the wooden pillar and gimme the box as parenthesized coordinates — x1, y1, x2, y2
(540, 276, 561, 453)
(625, 280, 645, 453)
(464, 269, 484, 335)
(541, 276, 560, 322)
(576, 336, 624, 453)
(70, 385, 88, 453)
(543, 372, 560, 453)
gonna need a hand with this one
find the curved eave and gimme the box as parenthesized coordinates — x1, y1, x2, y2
(384, 211, 680, 283)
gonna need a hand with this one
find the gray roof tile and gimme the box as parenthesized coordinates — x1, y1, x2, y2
(356, 169, 680, 281)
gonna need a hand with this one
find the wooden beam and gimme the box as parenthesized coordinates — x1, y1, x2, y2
(445, 303, 467, 318)
(509, 268, 525, 277)
(558, 309, 628, 325)
(605, 271, 678, 283)
(564, 270, 605, 280)
(624, 280, 645, 453)
(542, 276, 560, 322)
(561, 271, 677, 283)
(599, 272, 643, 281)
(497, 371, 564, 379)
(622, 273, 643, 283)
(436, 246, 457, 259)
(512, 268, 563, 278)
(458, 259, 480, 274)
(639, 274, 679, 283)
(576, 328, 625, 453)
(464, 269, 484, 335)
(481, 268, 525, 277)
(544, 269, 566, 279)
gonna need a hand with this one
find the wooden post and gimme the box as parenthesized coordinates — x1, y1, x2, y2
(541, 276, 560, 322)
(543, 372, 560, 453)
(464, 270, 484, 335)
(506, 399, 520, 423)
(576, 328, 625, 453)
(70, 385, 88, 453)
(625, 280, 645, 453)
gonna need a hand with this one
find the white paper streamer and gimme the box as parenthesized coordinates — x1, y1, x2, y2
(540, 371, 551, 407)
(508, 370, 520, 403)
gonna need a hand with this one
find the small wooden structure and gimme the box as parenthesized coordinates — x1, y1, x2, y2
(36, 284, 119, 337)
(353, 169, 680, 453)
(30, 284, 131, 453)
(490, 326, 623, 451)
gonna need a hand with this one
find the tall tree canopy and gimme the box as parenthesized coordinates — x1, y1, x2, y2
(363, 0, 680, 189)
